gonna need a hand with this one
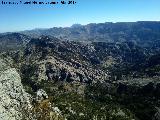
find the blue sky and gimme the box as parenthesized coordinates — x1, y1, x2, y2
(0, 0, 160, 33)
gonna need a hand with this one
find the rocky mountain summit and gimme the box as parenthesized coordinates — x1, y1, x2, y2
(1, 21, 160, 119)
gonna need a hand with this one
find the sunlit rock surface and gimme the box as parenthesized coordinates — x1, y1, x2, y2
(0, 59, 32, 120)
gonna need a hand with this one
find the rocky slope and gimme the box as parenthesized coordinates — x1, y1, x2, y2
(2, 35, 159, 120)
(1, 21, 160, 120)
(0, 59, 32, 120)
(0, 58, 66, 120)
(0, 36, 137, 119)
(0, 33, 31, 52)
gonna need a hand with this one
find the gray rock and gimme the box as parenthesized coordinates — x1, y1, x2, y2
(0, 59, 32, 120)
(36, 89, 48, 102)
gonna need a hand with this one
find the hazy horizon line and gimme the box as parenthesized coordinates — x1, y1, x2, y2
(1, 20, 160, 34)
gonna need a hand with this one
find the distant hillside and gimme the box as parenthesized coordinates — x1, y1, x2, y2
(0, 33, 31, 51)
(21, 21, 160, 47)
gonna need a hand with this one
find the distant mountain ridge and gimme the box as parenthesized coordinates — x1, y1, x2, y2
(20, 21, 160, 45)
(0, 33, 31, 51)
(1, 21, 160, 51)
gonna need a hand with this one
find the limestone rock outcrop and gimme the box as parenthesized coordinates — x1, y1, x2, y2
(0, 59, 32, 120)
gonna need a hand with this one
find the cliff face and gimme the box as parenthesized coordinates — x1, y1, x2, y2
(0, 59, 32, 120)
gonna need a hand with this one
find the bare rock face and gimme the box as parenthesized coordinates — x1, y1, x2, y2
(0, 59, 32, 120)
(37, 56, 107, 84)
(36, 89, 48, 102)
